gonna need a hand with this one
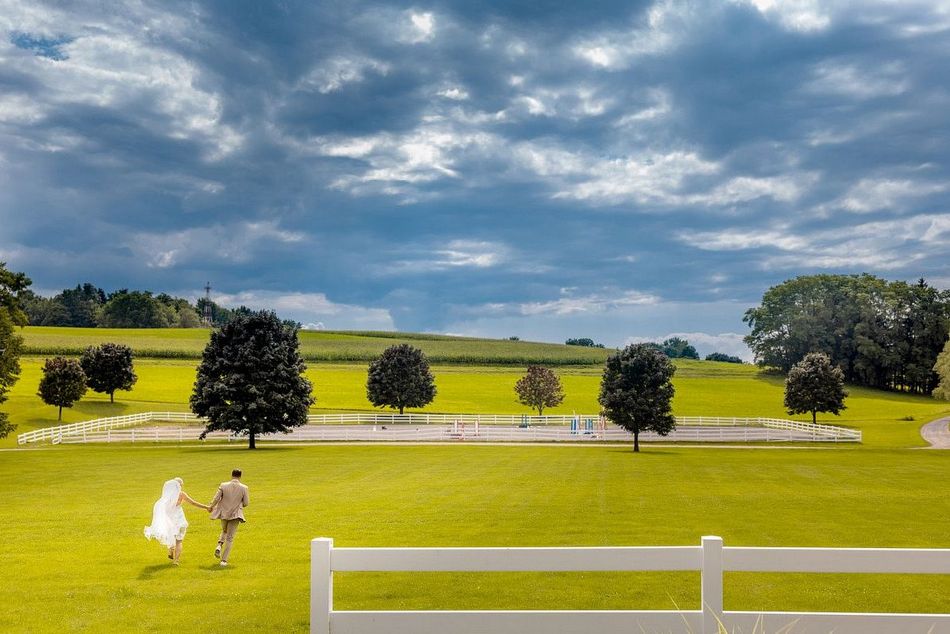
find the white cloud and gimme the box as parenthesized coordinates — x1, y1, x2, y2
(437, 86, 470, 101)
(693, 174, 815, 206)
(676, 227, 809, 251)
(833, 178, 946, 214)
(436, 240, 507, 268)
(213, 290, 395, 330)
(379, 239, 553, 275)
(402, 11, 436, 43)
(737, 0, 830, 32)
(298, 56, 389, 93)
(572, 1, 685, 70)
(807, 61, 909, 99)
(677, 213, 950, 270)
(0, 6, 242, 160)
(614, 89, 672, 126)
(128, 221, 306, 269)
(514, 145, 719, 205)
(316, 123, 499, 199)
(520, 290, 659, 315)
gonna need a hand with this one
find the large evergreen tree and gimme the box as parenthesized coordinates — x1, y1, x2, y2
(514, 365, 565, 415)
(0, 263, 31, 438)
(366, 344, 436, 415)
(599, 344, 676, 452)
(80, 343, 138, 403)
(784, 352, 848, 424)
(37, 357, 87, 421)
(190, 311, 313, 449)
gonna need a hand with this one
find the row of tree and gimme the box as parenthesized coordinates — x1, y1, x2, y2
(744, 274, 950, 394)
(187, 311, 850, 452)
(19, 283, 299, 329)
(35, 344, 139, 419)
(568, 335, 743, 362)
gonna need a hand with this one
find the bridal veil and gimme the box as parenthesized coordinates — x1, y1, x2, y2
(144, 478, 185, 547)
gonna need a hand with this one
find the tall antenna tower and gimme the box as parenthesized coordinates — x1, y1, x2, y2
(202, 282, 213, 327)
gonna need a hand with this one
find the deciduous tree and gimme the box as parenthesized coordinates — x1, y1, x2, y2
(38, 356, 87, 421)
(514, 366, 565, 415)
(599, 344, 676, 452)
(744, 274, 950, 393)
(934, 338, 950, 400)
(190, 311, 313, 449)
(0, 263, 31, 437)
(705, 352, 743, 363)
(80, 343, 138, 403)
(659, 337, 699, 359)
(784, 352, 848, 424)
(366, 344, 436, 415)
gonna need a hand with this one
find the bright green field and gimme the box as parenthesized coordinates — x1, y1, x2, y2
(0, 444, 947, 632)
(2, 330, 949, 632)
(4, 356, 948, 449)
(20, 326, 611, 364)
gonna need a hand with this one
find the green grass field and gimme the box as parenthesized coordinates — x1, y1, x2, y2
(4, 355, 948, 448)
(20, 326, 612, 365)
(2, 328, 949, 632)
(0, 444, 947, 632)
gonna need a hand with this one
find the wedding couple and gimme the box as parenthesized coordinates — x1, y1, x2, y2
(144, 469, 250, 567)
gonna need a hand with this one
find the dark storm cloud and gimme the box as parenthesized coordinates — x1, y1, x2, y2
(1, 0, 948, 352)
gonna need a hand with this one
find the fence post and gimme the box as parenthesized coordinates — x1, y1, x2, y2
(311, 537, 333, 634)
(701, 535, 724, 634)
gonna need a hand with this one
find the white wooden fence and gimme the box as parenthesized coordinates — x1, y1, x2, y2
(17, 412, 861, 445)
(311, 536, 950, 634)
(54, 424, 841, 444)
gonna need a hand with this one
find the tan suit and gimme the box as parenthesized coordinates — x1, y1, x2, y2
(210, 479, 249, 562)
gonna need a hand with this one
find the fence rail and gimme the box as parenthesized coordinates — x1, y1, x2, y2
(311, 536, 950, 634)
(54, 424, 844, 444)
(17, 412, 861, 445)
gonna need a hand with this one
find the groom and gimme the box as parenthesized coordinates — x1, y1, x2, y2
(209, 468, 250, 567)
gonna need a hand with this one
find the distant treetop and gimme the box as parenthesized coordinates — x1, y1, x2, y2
(565, 337, 605, 348)
(640, 337, 700, 360)
(705, 352, 743, 364)
(20, 282, 298, 329)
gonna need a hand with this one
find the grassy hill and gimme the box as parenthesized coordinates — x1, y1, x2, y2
(20, 326, 612, 365)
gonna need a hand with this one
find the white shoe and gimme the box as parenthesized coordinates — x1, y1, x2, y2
(220, 561, 228, 567)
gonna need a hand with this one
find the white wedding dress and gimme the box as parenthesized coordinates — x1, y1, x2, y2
(144, 478, 188, 547)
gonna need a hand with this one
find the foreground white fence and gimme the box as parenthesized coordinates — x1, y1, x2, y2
(17, 412, 861, 445)
(311, 536, 950, 634)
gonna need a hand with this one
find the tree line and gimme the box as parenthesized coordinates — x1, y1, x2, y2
(744, 274, 950, 394)
(19, 283, 299, 329)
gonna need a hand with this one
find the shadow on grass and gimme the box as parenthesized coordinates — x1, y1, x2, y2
(138, 562, 176, 580)
(202, 563, 233, 572)
(176, 444, 311, 454)
(604, 447, 677, 455)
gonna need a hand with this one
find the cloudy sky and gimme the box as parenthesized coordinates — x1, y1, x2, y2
(1, 0, 949, 358)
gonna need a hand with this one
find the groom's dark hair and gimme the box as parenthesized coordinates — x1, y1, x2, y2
(232, 468, 242, 478)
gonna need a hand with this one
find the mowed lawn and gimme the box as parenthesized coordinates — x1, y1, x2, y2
(0, 444, 947, 632)
(4, 357, 949, 448)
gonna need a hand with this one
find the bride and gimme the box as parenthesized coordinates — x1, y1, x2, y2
(144, 477, 210, 565)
